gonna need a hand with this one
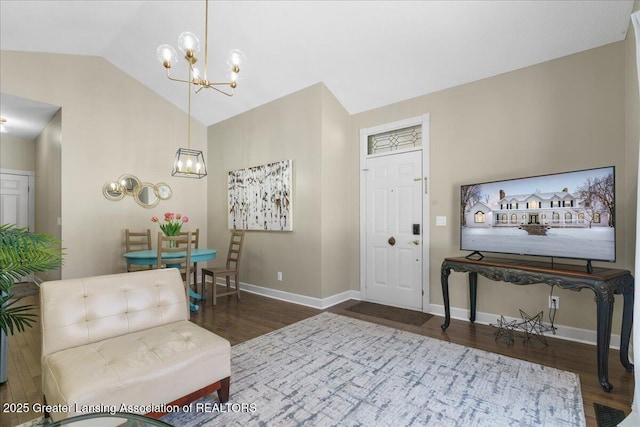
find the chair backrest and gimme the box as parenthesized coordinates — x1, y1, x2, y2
(125, 229, 152, 272)
(157, 232, 192, 282)
(178, 228, 199, 249)
(125, 229, 152, 252)
(226, 230, 245, 271)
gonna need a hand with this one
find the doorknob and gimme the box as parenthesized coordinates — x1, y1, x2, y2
(388, 236, 396, 246)
(411, 240, 420, 245)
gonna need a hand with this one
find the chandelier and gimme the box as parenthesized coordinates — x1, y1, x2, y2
(157, 0, 245, 178)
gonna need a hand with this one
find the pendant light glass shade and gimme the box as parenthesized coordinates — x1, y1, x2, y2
(157, 44, 178, 68)
(172, 148, 207, 179)
(178, 31, 200, 56)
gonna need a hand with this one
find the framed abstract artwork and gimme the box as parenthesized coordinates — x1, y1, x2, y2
(228, 160, 292, 231)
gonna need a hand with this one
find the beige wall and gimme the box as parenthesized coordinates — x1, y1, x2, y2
(207, 83, 356, 300)
(319, 88, 357, 298)
(353, 42, 629, 332)
(208, 84, 326, 298)
(0, 51, 208, 279)
(35, 109, 62, 281)
(0, 134, 35, 171)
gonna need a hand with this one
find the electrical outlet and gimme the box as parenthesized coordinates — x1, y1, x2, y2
(277, 272, 283, 281)
(549, 296, 560, 309)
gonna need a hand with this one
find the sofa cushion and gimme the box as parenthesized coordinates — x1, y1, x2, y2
(42, 320, 231, 417)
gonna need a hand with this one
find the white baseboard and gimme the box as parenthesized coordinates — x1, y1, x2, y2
(213, 278, 617, 350)
(428, 303, 620, 350)
(215, 279, 361, 309)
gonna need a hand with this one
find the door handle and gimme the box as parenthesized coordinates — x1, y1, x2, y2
(411, 240, 420, 245)
(388, 236, 396, 246)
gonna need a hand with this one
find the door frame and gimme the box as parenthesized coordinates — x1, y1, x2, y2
(359, 114, 430, 312)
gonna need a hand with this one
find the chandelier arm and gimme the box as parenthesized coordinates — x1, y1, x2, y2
(203, 81, 236, 87)
(205, 85, 235, 97)
(165, 69, 194, 85)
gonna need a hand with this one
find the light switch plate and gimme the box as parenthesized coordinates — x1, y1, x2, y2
(436, 216, 447, 226)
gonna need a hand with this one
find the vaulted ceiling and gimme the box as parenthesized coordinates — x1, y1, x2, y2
(0, 0, 635, 136)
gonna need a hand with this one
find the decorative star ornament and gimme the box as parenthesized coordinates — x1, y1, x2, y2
(517, 309, 548, 347)
(491, 315, 519, 346)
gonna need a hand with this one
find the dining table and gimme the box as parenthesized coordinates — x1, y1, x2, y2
(123, 248, 217, 312)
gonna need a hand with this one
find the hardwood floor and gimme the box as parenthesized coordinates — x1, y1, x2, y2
(0, 290, 634, 427)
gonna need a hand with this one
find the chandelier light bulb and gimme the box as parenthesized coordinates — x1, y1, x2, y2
(178, 32, 200, 57)
(157, 44, 178, 68)
(226, 49, 246, 69)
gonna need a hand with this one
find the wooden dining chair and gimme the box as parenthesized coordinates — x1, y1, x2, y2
(125, 229, 152, 272)
(157, 231, 193, 310)
(201, 230, 245, 306)
(178, 228, 199, 289)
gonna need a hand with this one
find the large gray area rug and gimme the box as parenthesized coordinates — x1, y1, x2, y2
(163, 312, 585, 426)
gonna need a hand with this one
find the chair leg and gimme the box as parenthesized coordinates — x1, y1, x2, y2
(212, 273, 217, 306)
(235, 273, 241, 300)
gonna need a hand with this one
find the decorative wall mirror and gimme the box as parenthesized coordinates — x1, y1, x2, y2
(102, 175, 171, 208)
(102, 181, 125, 201)
(134, 182, 160, 208)
(118, 174, 140, 196)
(155, 182, 173, 200)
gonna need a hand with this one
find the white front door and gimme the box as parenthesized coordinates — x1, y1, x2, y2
(365, 150, 423, 310)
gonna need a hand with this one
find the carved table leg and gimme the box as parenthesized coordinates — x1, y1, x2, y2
(595, 289, 615, 391)
(441, 266, 451, 330)
(469, 272, 477, 323)
(620, 283, 634, 372)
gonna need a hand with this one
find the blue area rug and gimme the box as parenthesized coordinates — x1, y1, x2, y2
(162, 312, 585, 426)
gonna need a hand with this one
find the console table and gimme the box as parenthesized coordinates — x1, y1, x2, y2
(440, 256, 634, 391)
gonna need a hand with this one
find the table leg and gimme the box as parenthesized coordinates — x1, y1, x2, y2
(469, 272, 477, 323)
(441, 267, 451, 330)
(620, 285, 634, 372)
(595, 289, 614, 391)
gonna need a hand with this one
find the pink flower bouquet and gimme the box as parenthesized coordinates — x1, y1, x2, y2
(151, 212, 189, 236)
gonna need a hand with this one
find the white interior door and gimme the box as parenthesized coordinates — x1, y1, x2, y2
(365, 150, 423, 310)
(1, 173, 32, 282)
(1, 173, 29, 229)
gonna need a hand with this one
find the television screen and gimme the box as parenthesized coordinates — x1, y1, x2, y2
(460, 166, 615, 262)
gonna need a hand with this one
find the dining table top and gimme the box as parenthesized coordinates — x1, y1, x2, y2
(123, 248, 217, 265)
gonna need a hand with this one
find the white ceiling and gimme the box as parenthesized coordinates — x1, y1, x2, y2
(0, 0, 635, 137)
(0, 93, 60, 140)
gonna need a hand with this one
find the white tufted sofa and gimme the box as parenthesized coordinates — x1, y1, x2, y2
(40, 268, 231, 422)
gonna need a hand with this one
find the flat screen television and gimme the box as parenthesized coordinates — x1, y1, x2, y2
(460, 166, 615, 265)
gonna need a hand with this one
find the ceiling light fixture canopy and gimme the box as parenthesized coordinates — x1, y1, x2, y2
(0, 118, 7, 133)
(158, 0, 245, 179)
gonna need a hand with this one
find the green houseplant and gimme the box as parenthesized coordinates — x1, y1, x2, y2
(0, 224, 63, 335)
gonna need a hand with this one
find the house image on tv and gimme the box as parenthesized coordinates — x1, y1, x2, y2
(465, 189, 610, 229)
